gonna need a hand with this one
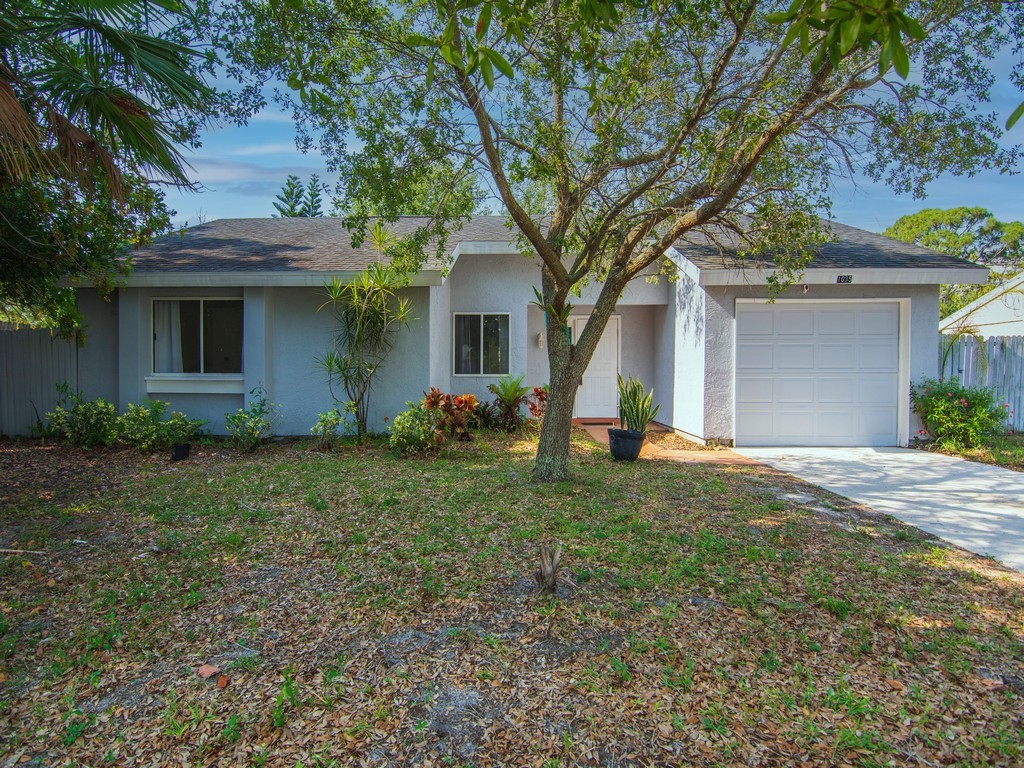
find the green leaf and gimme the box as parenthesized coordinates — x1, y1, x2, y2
(891, 40, 910, 79)
(476, 3, 491, 39)
(486, 47, 515, 79)
(1007, 101, 1024, 130)
(480, 55, 494, 89)
(840, 16, 860, 54)
(425, 55, 435, 89)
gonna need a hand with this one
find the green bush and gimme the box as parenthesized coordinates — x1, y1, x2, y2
(487, 373, 531, 432)
(225, 386, 280, 450)
(116, 400, 205, 450)
(911, 377, 1004, 450)
(45, 387, 117, 448)
(310, 407, 353, 451)
(388, 401, 438, 455)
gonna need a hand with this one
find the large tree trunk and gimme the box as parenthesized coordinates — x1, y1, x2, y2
(533, 342, 580, 482)
(533, 269, 624, 482)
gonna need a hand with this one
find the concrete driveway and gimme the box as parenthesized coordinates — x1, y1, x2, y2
(734, 447, 1024, 572)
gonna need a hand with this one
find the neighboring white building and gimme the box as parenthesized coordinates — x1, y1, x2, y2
(0, 217, 988, 446)
(939, 271, 1024, 338)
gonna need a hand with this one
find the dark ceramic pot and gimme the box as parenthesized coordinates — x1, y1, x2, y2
(170, 443, 192, 461)
(608, 428, 644, 462)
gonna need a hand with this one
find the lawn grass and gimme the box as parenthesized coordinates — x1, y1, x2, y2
(960, 434, 1024, 472)
(1, 430, 1022, 766)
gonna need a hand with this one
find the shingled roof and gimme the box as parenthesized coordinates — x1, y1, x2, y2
(130, 216, 516, 274)
(129, 215, 982, 278)
(675, 220, 984, 273)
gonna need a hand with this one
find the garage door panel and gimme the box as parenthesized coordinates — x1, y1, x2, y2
(739, 410, 775, 437)
(775, 377, 814, 403)
(776, 310, 814, 335)
(860, 407, 898, 435)
(737, 343, 773, 369)
(818, 343, 858, 369)
(817, 377, 857, 404)
(816, 411, 857, 437)
(773, 411, 815, 438)
(815, 309, 856, 335)
(860, 342, 898, 369)
(860, 374, 898, 404)
(776, 343, 814, 369)
(736, 377, 772, 403)
(735, 302, 899, 447)
(861, 309, 899, 335)
(737, 309, 775, 335)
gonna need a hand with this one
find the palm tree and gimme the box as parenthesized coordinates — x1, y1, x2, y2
(0, 0, 215, 194)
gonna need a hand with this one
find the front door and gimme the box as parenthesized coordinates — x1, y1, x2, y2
(571, 316, 620, 418)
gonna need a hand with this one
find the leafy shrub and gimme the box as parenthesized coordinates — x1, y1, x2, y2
(423, 387, 478, 441)
(911, 378, 1004, 450)
(116, 400, 204, 451)
(310, 407, 353, 451)
(45, 386, 117, 448)
(388, 401, 438, 455)
(474, 400, 499, 430)
(487, 373, 531, 432)
(225, 386, 280, 450)
(163, 410, 206, 446)
(527, 385, 548, 421)
(617, 374, 660, 433)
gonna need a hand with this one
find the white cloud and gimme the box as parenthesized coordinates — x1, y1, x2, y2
(224, 142, 305, 157)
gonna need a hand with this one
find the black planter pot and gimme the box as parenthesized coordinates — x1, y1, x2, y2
(170, 443, 192, 462)
(608, 428, 645, 462)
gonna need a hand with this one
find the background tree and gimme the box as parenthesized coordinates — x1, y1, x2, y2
(272, 174, 307, 216)
(0, 0, 234, 332)
(885, 208, 1024, 317)
(221, 0, 1022, 481)
(303, 173, 327, 217)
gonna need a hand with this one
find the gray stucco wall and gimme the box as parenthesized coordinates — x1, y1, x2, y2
(700, 283, 939, 444)
(77, 289, 120, 403)
(268, 286, 431, 435)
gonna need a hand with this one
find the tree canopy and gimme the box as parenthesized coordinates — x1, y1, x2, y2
(220, 0, 1023, 479)
(885, 207, 1024, 318)
(0, 0, 236, 333)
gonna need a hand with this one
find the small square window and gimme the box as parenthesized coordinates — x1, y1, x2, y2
(153, 299, 243, 374)
(454, 313, 509, 375)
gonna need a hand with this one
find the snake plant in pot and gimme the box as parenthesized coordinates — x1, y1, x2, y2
(609, 375, 660, 462)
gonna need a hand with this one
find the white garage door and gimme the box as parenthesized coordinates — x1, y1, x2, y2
(735, 302, 900, 447)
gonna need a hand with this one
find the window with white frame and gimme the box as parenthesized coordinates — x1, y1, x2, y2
(453, 313, 510, 375)
(153, 299, 243, 374)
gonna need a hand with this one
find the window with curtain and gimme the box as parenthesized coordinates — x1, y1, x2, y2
(453, 313, 510, 375)
(153, 299, 243, 374)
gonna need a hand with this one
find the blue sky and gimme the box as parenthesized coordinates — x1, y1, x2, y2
(163, 71, 1023, 235)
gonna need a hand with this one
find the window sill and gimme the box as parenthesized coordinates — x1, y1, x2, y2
(146, 374, 245, 395)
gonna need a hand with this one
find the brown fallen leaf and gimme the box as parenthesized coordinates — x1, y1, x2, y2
(886, 679, 905, 691)
(217, 674, 230, 688)
(197, 664, 220, 679)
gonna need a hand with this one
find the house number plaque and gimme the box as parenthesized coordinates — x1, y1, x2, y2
(836, 275, 853, 284)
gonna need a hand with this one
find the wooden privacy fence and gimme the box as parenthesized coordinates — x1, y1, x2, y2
(0, 325, 78, 437)
(940, 335, 1024, 433)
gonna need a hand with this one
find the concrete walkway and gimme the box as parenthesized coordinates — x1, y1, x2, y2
(576, 421, 758, 465)
(734, 447, 1024, 571)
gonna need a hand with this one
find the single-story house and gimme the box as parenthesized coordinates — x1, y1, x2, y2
(0, 216, 988, 446)
(939, 271, 1024, 338)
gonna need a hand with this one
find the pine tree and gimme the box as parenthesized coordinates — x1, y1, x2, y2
(303, 174, 327, 217)
(272, 175, 306, 217)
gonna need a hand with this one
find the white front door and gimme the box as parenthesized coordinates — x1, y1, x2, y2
(572, 316, 620, 418)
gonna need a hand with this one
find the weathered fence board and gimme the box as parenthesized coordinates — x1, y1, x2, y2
(0, 326, 78, 437)
(941, 335, 1024, 432)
